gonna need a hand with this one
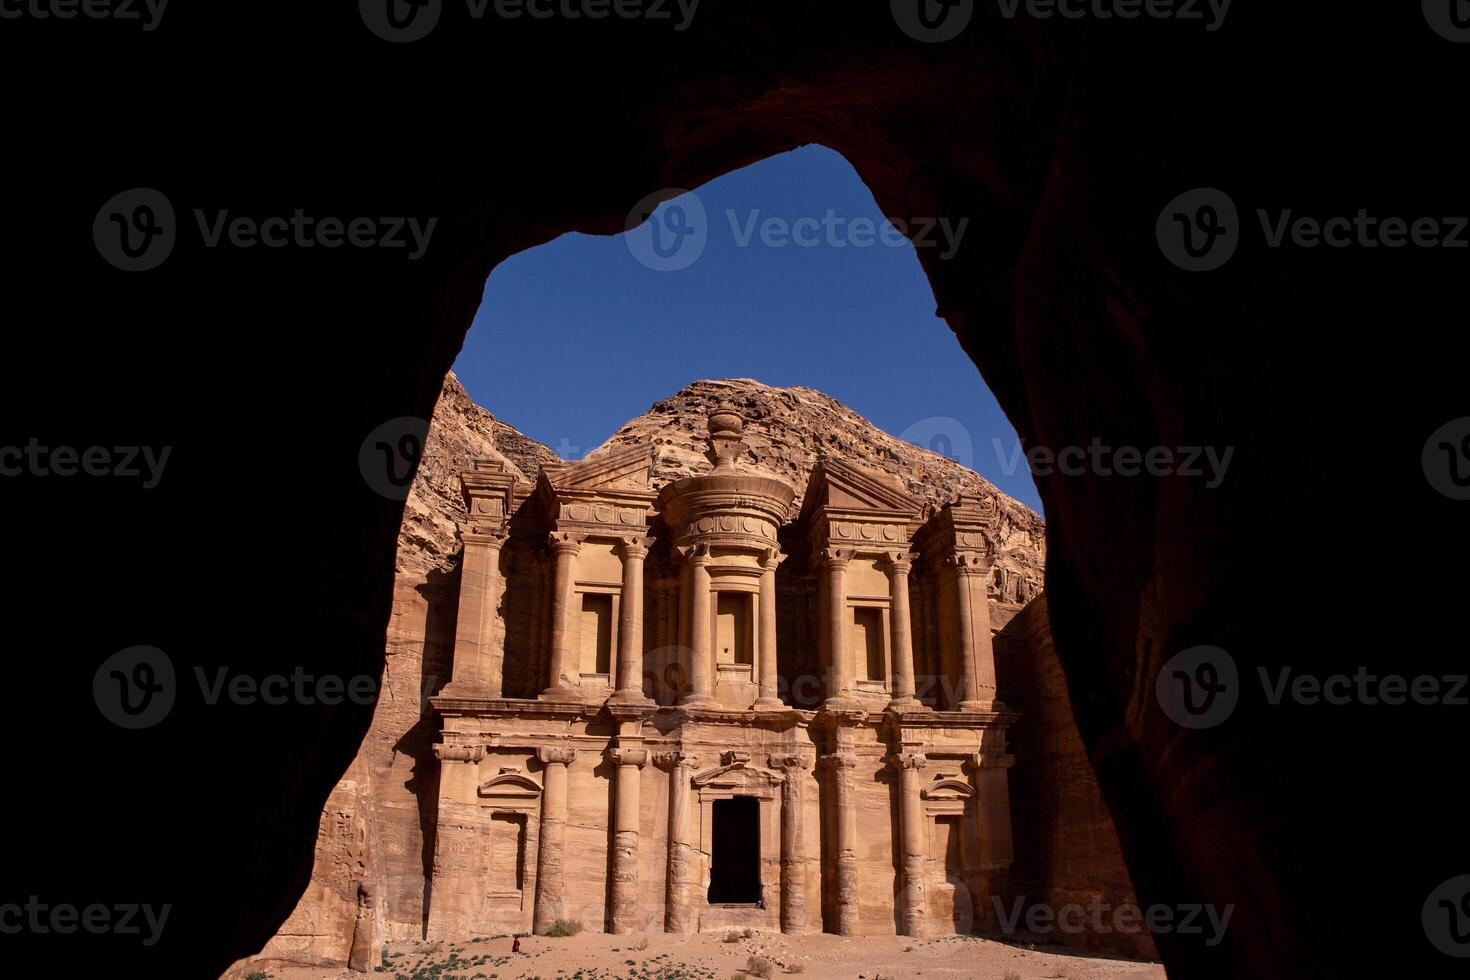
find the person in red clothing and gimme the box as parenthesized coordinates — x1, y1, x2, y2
(512, 936, 522, 954)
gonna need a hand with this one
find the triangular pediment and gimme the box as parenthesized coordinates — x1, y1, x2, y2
(799, 457, 921, 523)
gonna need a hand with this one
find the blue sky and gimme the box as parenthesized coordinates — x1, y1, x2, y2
(452, 145, 1041, 513)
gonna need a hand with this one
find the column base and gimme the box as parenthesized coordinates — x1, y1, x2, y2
(678, 694, 717, 709)
(608, 689, 656, 707)
(885, 696, 929, 713)
(540, 684, 583, 701)
(753, 697, 786, 711)
(439, 681, 498, 699)
(959, 699, 1003, 712)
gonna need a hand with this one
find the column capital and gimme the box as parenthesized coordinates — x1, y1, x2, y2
(675, 541, 713, 565)
(653, 750, 700, 771)
(433, 743, 484, 763)
(768, 753, 812, 773)
(888, 752, 928, 773)
(817, 751, 859, 772)
(814, 546, 852, 569)
(464, 526, 511, 548)
(945, 550, 990, 573)
(761, 547, 786, 571)
(549, 530, 585, 555)
(607, 746, 649, 769)
(618, 535, 656, 560)
(536, 745, 577, 767)
(882, 551, 914, 575)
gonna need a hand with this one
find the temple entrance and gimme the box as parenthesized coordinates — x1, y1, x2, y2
(708, 796, 761, 904)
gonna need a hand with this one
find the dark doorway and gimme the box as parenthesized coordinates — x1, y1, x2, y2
(708, 796, 761, 904)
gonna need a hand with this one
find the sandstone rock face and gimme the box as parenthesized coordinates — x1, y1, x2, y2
(252, 372, 1049, 968)
(994, 596, 1155, 961)
(252, 374, 558, 967)
(593, 379, 1045, 605)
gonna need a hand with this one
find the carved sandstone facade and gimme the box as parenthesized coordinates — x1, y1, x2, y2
(425, 410, 1017, 938)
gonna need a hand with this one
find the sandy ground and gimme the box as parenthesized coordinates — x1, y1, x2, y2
(238, 930, 1167, 980)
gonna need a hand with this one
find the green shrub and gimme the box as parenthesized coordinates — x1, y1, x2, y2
(543, 918, 583, 937)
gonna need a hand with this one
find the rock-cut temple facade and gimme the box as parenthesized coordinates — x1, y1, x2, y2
(426, 410, 1017, 939)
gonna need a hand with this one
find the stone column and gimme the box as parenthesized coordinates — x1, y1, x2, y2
(426, 743, 485, 941)
(966, 747, 1016, 930)
(683, 547, 715, 706)
(769, 754, 811, 933)
(613, 536, 655, 703)
(756, 549, 784, 709)
(532, 746, 576, 933)
(884, 553, 921, 710)
(655, 750, 701, 933)
(890, 752, 928, 936)
(819, 548, 851, 703)
(951, 553, 993, 710)
(607, 746, 648, 933)
(543, 532, 583, 697)
(447, 528, 509, 693)
(819, 751, 860, 935)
